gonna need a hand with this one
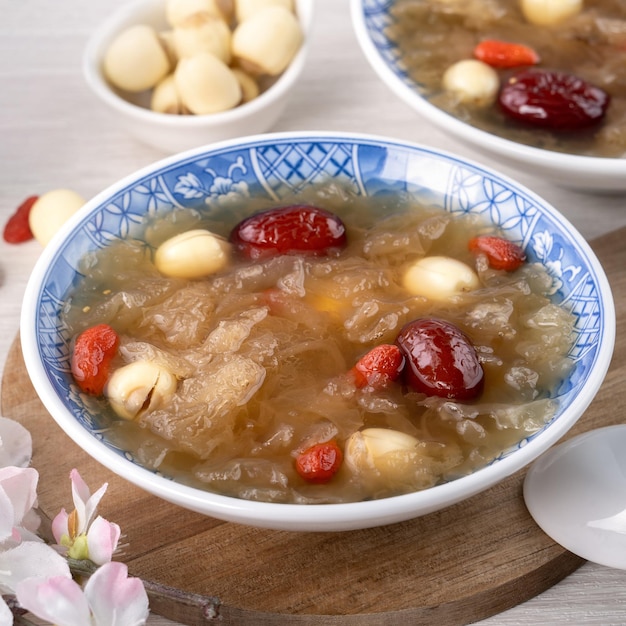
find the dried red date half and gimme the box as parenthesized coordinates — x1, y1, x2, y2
(230, 205, 347, 260)
(499, 70, 610, 131)
(396, 318, 484, 401)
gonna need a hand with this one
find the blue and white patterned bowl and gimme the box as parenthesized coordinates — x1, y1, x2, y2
(21, 132, 615, 531)
(350, 0, 626, 192)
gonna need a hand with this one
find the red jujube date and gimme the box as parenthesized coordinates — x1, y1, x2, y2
(396, 318, 484, 401)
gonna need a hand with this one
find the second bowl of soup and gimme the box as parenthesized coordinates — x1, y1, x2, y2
(351, 0, 626, 191)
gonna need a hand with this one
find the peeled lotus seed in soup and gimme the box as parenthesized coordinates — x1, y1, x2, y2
(62, 183, 575, 504)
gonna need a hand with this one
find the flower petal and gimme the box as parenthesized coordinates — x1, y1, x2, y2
(85, 562, 149, 626)
(0, 595, 13, 626)
(20, 507, 42, 536)
(87, 516, 121, 566)
(16, 575, 91, 626)
(0, 486, 15, 544)
(0, 541, 70, 594)
(70, 469, 108, 532)
(0, 466, 38, 527)
(0, 416, 32, 468)
(52, 507, 70, 545)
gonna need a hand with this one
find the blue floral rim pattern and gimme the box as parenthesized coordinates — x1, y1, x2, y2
(32, 135, 606, 470)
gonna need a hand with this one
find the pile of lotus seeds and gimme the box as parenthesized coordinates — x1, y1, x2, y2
(103, 0, 303, 115)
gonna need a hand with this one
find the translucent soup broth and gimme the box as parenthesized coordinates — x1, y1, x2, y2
(62, 183, 575, 504)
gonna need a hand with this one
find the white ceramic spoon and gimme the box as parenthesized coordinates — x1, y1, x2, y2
(523, 424, 626, 570)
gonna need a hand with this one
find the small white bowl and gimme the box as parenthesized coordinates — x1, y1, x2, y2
(20, 132, 615, 531)
(350, 0, 626, 193)
(83, 0, 313, 154)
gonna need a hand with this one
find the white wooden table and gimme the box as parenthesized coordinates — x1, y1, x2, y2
(2, 1, 626, 623)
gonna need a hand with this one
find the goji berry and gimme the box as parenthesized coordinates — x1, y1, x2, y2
(3, 196, 38, 244)
(468, 234, 526, 271)
(474, 39, 539, 69)
(70, 324, 120, 395)
(350, 344, 405, 390)
(295, 440, 343, 484)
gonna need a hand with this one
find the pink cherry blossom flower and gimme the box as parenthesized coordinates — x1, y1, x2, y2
(0, 541, 71, 606)
(0, 420, 148, 624)
(52, 469, 121, 565)
(15, 561, 149, 626)
(0, 466, 41, 545)
(0, 417, 71, 622)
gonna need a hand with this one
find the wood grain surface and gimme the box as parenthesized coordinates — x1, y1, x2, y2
(3, 227, 625, 626)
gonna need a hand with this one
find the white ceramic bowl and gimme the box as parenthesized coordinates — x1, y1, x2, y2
(82, 0, 313, 154)
(350, 0, 626, 193)
(524, 425, 626, 570)
(20, 131, 615, 531)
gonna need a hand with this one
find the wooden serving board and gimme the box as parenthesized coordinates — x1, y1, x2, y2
(4, 227, 626, 626)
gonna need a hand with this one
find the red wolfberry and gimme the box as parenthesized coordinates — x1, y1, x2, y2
(350, 344, 405, 390)
(295, 440, 343, 484)
(474, 39, 540, 69)
(468, 235, 526, 271)
(70, 324, 120, 395)
(3, 196, 38, 244)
